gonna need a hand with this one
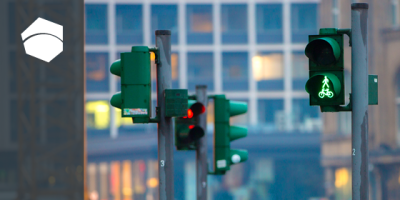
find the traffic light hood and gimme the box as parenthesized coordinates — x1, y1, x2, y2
(305, 37, 341, 66)
(110, 59, 121, 76)
(110, 92, 122, 109)
(229, 101, 247, 117)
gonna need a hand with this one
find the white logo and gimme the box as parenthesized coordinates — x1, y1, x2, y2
(21, 17, 63, 62)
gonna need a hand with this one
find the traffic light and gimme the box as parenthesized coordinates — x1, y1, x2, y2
(305, 28, 345, 106)
(212, 95, 248, 175)
(175, 100, 206, 150)
(110, 46, 153, 123)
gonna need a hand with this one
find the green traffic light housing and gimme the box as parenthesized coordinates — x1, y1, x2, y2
(110, 46, 156, 123)
(305, 28, 346, 106)
(211, 95, 248, 175)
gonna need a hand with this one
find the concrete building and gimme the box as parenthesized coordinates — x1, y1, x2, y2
(319, 0, 400, 199)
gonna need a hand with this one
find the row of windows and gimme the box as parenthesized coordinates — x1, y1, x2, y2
(86, 51, 308, 93)
(86, 98, 321, 138)
(85, 3, 318, 45)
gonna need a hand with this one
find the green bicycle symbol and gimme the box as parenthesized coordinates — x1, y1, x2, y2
(318, 76, 334, 98)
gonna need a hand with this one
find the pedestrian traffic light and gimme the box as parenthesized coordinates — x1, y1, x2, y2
(305, 28, 346, 106)
(110, 46, 155, 123)
(212, 95, 248, 175)
(175, 100, 206, 150)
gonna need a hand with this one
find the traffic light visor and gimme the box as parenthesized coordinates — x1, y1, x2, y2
(305, 74, 342, 99)
(229, 101, 247, 117)
(110, 59, 121, 76)
(305, 38, 340, 66)
(110, 92, 122, 109)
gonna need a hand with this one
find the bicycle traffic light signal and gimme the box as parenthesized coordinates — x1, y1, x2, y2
(175, 100, 206, 150)
(305, 28, 345, 106)
(110, 46, 156, 123)
(212, 95, 248, 175)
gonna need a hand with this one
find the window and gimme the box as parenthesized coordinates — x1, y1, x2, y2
(116, 4, 142, 44)
(332, 0, 339, 28)
(292, 99, 321, 132)
(222, 52, 248, 91)
(391, 0, 399, 26)
(335, 168, 352, 200)
(85, 4, 108, 44)
(256, 4, 283, 44)
(221, 4, 247, 44)
(291, 3, 318, 43)
(187, 52, 214, 91)
(86, 53, 109, 92)
(171, 53, 179, 89)
(86, 100, 110, 138)
(253, 52, 284, 91)
(151, 5, 178, 44)
(258, 99, 284, 132)
(292, 51, 308, 90)
(187, 4, 213, 44)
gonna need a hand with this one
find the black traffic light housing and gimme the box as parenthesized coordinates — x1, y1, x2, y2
(175, 100, 206, 150)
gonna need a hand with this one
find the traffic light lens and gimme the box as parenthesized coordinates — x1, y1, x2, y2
(187, 109, 194, 118)
(305, 38, 341, 66)
(305, 74, 342, 101)
(313, 42, 335, 65)
(319, 76, 334, 99)
(190, 102, 206, 116)
(189, 125, 195, 129)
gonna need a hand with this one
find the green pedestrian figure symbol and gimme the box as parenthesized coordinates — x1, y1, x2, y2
(319, 76, 334, 98)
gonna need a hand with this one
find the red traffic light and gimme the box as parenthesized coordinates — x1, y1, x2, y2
(188, 109, 194, 118)
(190, 102, 206, 117)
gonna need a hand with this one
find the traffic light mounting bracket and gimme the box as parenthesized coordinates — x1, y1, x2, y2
(320, 93, 352, 112)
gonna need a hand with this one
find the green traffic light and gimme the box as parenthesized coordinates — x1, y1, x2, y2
(305, 28, 346, 106)
(212, 95, 248, 175)
(319, 76, 334, 99)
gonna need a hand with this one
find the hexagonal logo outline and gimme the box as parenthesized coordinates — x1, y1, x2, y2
(21, 17, 63, 63)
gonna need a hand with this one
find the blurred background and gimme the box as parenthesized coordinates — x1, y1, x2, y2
(1, 0, 400, 199)
(84, 0, 400, 200)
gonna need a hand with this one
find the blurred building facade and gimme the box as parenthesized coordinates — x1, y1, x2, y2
(84, 0, 326, 199)
(319, 0, 400, 200)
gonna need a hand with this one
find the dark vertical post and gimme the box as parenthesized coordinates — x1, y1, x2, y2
(351, 3, 369, 200)
(155, 30, 174, 200)
(195, 85, 208, 200)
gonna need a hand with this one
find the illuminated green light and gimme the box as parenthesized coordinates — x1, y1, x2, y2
(319, 76, 334, 98)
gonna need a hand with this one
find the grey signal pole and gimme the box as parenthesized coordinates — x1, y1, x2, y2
(195, 85, 208, 200)
(351, 3, 369, 200)
(155, 30, 174, 200)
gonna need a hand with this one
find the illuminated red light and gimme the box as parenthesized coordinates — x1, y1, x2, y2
(187, 109, 194, 118)
(189, 125, 195, 129)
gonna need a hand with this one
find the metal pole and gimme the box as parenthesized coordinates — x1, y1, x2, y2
(351, 3, 369, 200)
(156, 30, 174, 200)
(195, 85, 208, 200)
